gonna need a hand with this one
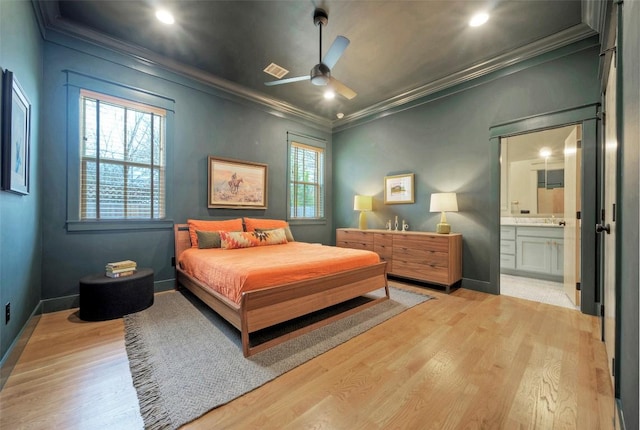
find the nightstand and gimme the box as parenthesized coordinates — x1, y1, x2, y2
(79, 268, 154, 321)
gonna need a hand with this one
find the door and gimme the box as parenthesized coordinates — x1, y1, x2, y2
(563, 126, 581, 306)
(602, 52, 617, 390)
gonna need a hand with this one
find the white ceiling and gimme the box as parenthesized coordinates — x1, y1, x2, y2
(33, 1, 600, 127)
(504, 125, 577, 163)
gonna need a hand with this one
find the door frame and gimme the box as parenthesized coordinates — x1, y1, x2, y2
(489, 103, 600, 315)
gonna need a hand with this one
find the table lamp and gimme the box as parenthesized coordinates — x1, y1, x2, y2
(430, 192, 458, 234)
(354, 195, 373, 230)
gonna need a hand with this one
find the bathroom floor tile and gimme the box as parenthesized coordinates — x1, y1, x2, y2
(500, 274, 578, 310)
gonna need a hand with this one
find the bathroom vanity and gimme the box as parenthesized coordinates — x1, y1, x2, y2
(500, 221, 564, 282)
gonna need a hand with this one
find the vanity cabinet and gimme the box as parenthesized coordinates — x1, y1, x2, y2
(501, 225, 563, 281)
(336, 228, 462, 292)
(500, 226, 516, 269)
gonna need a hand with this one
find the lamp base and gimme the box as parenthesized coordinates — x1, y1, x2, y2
(436, 222, 451, 234)
(359, 211, 368, 230)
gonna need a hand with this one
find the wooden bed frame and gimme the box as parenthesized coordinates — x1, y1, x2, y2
(174, 224, 389, 357)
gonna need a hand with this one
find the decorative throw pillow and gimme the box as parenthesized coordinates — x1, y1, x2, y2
(196, 230, 241, 249)
(187, 218, 243, 248)
(255, 226, 295, 242)
(243, 217, 289, 232)
(220, 229, 288, 249)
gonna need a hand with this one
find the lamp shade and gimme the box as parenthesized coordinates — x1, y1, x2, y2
(430, 193, 458, 213)
(354, 195, 373, 211)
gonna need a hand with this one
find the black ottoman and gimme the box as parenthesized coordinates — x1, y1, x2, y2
(79, 268, 154, 321)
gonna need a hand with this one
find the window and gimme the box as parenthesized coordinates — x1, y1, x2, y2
(289, 140, 325, 219)
(79, 89, 166, 220)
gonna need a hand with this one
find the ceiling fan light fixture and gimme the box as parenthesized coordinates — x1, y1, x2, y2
(469, 12, 489, 27)
(156, 9, 175, 25)
(310, 63, 330, 86)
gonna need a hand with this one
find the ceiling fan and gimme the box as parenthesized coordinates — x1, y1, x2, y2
(264, 8, 357, 100)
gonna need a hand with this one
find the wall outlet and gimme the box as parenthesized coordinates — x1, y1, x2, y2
(5, 302, 10, 324)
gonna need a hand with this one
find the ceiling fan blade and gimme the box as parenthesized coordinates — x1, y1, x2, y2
(329, 77, 357, 100)
(322, 36, 350, 69)
(264, 75, 309, 86)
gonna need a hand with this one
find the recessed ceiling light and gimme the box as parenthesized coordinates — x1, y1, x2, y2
(324, 89, 335, 100)
(539, 147, 552, 158)
(156, 9, 175, 25)
(336, 113, 344, 119)
(469, 12, 489, 27)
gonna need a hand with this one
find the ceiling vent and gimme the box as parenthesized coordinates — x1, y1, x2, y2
(263, 63, 289, 79)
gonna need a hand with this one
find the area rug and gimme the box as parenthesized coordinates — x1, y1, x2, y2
(124, 285, 432, 429)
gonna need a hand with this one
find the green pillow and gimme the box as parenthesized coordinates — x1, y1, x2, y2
(196, 230, 223, 248)
(256, 226, 295, 242)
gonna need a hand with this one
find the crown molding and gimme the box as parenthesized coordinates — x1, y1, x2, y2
(31, 1, 331, 130)
(332, 24, 598, 131)
(32, 1, 597, 132)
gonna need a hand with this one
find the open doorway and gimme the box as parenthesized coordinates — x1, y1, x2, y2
(499, 125, 581, 310)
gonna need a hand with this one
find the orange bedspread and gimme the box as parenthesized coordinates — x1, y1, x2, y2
(178, 242, 381, 304)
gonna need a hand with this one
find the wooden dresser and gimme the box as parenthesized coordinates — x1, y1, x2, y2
(336, 228, 463, 293)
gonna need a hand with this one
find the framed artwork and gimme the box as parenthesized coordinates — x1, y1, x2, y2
(1, 70, 31, 195)
(384, 173, 415, 204)
(208, 156, 268, 209)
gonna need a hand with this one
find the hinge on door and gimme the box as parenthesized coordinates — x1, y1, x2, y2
(576, 282, 581, 291)
(600, 304, 605, 317)
(577, 211, 581, 220)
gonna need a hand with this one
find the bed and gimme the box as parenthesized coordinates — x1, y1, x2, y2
(174, 219, 389, 357)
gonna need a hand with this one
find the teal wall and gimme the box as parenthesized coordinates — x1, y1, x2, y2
(0, 0, 43, 364)
(39, 34, 332, 307)
(333, 41, 601, 293)
(618, 0, 639, 427)
(1, 5, 638, 425)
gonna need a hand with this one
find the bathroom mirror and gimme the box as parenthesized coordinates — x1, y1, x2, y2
(500, 124, 580, 217)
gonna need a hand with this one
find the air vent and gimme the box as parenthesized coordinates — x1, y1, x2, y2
(263, 63, 289, 79)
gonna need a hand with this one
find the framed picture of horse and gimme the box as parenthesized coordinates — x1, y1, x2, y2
(208, 156, 268, 209)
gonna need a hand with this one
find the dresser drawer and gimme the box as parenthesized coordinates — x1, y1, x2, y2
(374, 233, 393, 258)
(336, 240, 373, 251)
(391, 261, 450, 285)
(394, 234, 449, 252)
(336, 229, 373, 250)
(393, 247, 449, 268)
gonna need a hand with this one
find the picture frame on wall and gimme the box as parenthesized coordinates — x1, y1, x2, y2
(208, 156, 268, 209)
(384, 173, 415, 204)
(1, 69, 31, 195)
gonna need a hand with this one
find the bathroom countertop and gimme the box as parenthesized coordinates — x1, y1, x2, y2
(501, 222, 563, 228)
(500, 217, 564, 227)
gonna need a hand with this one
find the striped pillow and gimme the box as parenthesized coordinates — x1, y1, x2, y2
(220, 229, 288, 249)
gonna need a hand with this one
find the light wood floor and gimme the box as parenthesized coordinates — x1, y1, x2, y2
(0, 283, 616, 429)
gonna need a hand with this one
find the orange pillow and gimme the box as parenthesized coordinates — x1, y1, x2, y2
(187, 218, 243, 248)
(243, 217, 288, 232)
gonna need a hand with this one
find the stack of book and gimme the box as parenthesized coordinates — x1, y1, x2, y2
(105, 260, 137, 278)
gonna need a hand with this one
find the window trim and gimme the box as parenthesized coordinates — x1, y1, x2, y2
(65, 71, 175, 232)
(286, 132, 327, 224)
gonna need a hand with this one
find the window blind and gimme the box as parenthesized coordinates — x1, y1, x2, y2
(79, 89, 166, 220)
(289, 141, 324, 219)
